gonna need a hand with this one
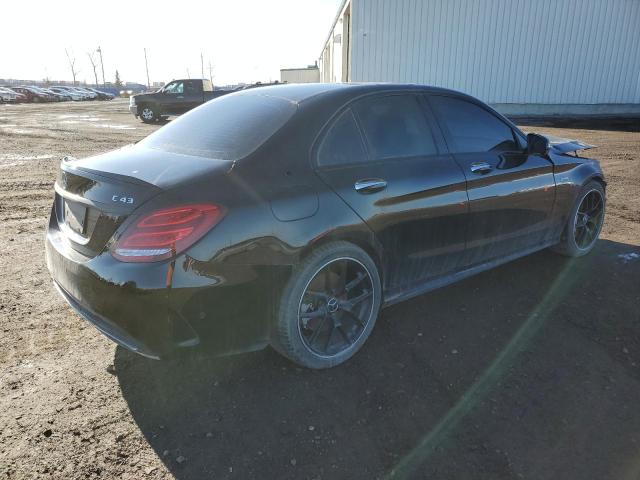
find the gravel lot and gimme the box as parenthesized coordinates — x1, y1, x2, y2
(1, 99, 639, 479)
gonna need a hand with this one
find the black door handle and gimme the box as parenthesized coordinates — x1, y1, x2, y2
(354, 178, 387, 193)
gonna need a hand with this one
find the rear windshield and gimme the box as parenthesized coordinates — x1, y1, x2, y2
(140, 93, 297, 161)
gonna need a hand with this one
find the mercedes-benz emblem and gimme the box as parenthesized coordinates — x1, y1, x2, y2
(327, 297, 339, 313)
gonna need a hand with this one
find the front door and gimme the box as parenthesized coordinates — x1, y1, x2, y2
(162, 80, 185, 114)
(314, 93, 469, 297)
(428, 94, 556, 267)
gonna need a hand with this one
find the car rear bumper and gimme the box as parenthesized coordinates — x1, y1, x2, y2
(52, 280, 161, 359)
(45, 222, 197, 359)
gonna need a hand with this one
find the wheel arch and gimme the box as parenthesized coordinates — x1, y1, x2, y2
(298, 229, 386, 294)
(588, 174, 607, 190)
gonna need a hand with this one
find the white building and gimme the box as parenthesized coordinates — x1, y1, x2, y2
(280, 66, 320, 84)
(319, 0, 640, 115)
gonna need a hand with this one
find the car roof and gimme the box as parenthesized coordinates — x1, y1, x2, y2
(234, 82, 465, 104)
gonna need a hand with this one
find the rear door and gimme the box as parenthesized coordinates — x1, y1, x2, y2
(427, 94, 556, 266)
(182, 80, 204, 112)
(314, 93, 468, 296)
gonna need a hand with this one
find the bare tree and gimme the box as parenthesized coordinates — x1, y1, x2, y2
(87, 51, 99, 86)
(65, 48, 79, 85)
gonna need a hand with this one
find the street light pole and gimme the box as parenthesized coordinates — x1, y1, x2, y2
(144, 48, 151, 89)
(97, 46, 106, 87)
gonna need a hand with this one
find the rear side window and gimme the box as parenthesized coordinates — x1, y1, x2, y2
(184, 80, 200, 94)
(140, 93, 297, 160)
(317, 109, 368, 167)
(430, 96, 519, 153)
(353, 95, 437, 160)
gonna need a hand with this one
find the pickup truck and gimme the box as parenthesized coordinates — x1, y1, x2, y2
(129, 78, 230, 123)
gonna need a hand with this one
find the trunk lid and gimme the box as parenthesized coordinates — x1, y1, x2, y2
(53, 145, 232, 258)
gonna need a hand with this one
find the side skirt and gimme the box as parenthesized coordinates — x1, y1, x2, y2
(382, 240, 559, 308)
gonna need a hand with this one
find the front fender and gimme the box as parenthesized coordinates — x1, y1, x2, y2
(549, 152, 605, 237)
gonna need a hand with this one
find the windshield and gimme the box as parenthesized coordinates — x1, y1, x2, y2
(140, 92, 297, 160)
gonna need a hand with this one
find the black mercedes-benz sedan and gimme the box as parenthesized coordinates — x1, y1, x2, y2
(46, 83, 606, 368)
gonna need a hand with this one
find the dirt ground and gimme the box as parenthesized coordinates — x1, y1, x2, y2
(1, 99, 639, 480)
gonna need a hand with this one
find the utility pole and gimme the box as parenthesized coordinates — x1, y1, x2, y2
(97, 46, 106, 87)
(200, 53, 204, 79)
(144, 48, 151, 88)
(208, 61, 213, 86)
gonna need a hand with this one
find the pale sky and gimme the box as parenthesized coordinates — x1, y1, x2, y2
(0, 0, 341, 86)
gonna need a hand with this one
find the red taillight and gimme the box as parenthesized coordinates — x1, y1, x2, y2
(112, 203, 225, 262)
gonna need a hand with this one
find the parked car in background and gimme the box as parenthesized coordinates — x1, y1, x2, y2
(129, 78, 230, 123)
(72, 87, 98, 100)
(0, 87, 27, 103)
(50, 87, 84, 101)
(13, 91, 28, 103)
(55, 86, 89, 100)
(38, 88, 61, 102)
(20, 86, 54, 102)
(41, 88, 70, 101)
(9, 87, 37, 102)
(46, 83, 606, 368)
(87, 88, 115, 100)
(0, 87, 20, 103)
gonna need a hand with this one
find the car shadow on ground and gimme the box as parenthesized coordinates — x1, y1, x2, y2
(116, 239, 640, 480)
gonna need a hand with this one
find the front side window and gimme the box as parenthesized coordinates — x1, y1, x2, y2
(430, 96, 519, 153)
(164, 81, 184, 95)
(317, 109, 368, 167)
(353, 95, 438, 160)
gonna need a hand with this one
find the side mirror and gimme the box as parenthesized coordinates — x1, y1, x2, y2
(527, 133, 549, 157)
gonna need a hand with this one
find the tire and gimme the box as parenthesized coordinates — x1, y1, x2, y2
(273, 241, 382, 369)
(139, 105, 158, 123)
(551, 180, 605, 257)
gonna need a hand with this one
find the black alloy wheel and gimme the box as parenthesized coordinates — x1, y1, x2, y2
(573, 188, 605, 251)
(298, 257, 375, 357)
(274, 241, 382, 369)
(552, 180, 606, 257)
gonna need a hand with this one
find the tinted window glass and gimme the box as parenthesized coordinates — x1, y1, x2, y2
(141, 93, 297, 160)
(317, 109, 367, 167)
(353, 95, 437, 160)
(430, 96, 518, 153)
(184, 80, 199, 94)
(164, 81, 184, 94)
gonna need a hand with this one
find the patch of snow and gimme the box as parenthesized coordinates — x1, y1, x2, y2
(618, 252, 640, 264)
(95, 124, 136, 130)
(0, 161, 25, 168)
(0, 154, 55, 161)
(1, 128, 33, 134)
